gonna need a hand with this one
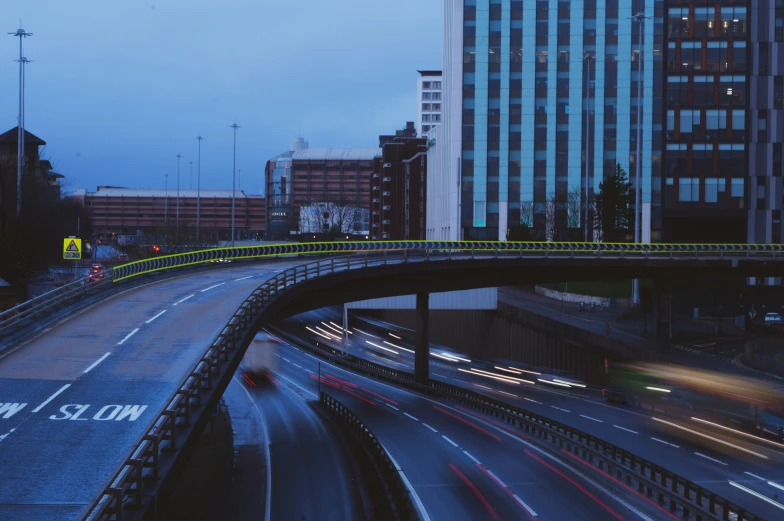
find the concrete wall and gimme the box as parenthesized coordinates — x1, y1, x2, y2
(534, 286, 632, 308)
(346, 287, 497, 310)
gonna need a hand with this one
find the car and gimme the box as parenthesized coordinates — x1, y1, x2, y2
(88, 263, 105, 282)
(764, 312, 782, 327)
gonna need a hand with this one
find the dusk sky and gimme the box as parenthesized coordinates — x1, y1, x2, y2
(1, 0, 442, 196)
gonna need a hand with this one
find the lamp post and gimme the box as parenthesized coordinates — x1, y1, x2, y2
(196, 135, 203, 242)
(164, 172, 169, 226)
(631, 12, 649, 307)
(189, 161, 193, 189)
(229, 122, 240, 246)
(584, 53, 594, 242)
(176, 153, 182, 230)
(8, 27, 32, 218)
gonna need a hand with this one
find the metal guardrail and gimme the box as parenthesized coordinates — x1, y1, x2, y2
(13, 241, 779, 519)
(269, 328, 767, 521)
(320, 392, 420, 521)
(4, 240, 783, 336)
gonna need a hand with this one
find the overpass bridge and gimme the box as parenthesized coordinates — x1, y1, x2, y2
(0, 241, 782, 521)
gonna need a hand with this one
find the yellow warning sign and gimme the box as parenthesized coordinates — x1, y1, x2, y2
(63, 238, 82, 260)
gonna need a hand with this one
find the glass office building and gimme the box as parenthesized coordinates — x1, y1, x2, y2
(439, 0, 784, 244)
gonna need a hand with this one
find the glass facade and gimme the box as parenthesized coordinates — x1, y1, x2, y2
(457, 0, 664, 241)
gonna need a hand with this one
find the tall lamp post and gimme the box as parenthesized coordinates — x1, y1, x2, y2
(189, 161, 193, 189)
(164, 173, 169, 225)
(229, 122, 240, 246)
(176, 153, 182, 230)
(584, 53, 594, 242)
(8, 27, 32, 218)
(196, 135, 203, 242)
(631, 12, 649, 306)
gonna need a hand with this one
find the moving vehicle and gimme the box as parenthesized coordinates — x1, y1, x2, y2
(88, 263, 105, 282)
(764, 312, 782, 327)
(239, 332, 280, 384)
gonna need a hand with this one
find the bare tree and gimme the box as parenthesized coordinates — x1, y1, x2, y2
(567, 186, 582, 229)
(544, 192, 557, 242)
(299, 200, 364, 238)
(519, 201, 534, 228)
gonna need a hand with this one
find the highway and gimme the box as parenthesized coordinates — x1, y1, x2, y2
(280, 308, 784, 520)
(0, 261, 299, 520)
(262, 337, 669, 521)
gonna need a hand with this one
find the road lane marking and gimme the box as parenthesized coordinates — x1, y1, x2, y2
(234, 377, 272, 521)
(486, 469, 508, 488)
(652, 417, 768, 459)
(513, 494, 538, 517)
(272, 371, 317, 399)
(524, 398, 543, 404)
(728, 481, 784, 511)
(744, 472, 766, 481)
(694, 452, 727, 466)
(235, 275, 254, 281)
(422, 423, 438, 433)
(293, 363, 302, 369)
(442, 435, 459, 447)
(282, 358, 291, 363)
(385, 403, 400, 411)
(200, 283, 225, 293)
(403, 412, 419, 422)
(614, 425, 639, 434)
(145, 310, 167, 324)
(551, 406, 571, 413)
(768, 481, 784, 492)
(463, 451, 481, 465)
(380, 442, 433, 521)
(498, 390, 518, 398)
(118, 328, 140, 345)
(173, 294, 194, 306)
(651, 437, 680, 449)
(32, 384, 71, 413)
(580, 414, 603, 423)
(83, 352, 111, 374)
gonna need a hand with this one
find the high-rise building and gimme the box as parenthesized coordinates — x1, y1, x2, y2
(433, 0, 783, 245)
(417, 70, 444, 135)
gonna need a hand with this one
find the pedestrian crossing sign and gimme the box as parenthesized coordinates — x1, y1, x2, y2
(63, 238, 82, 260)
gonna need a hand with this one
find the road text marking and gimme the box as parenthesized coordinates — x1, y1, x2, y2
(0, 403, 27, 419)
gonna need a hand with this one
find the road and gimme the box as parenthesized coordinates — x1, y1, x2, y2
(265, 337, 668, 521)
(281, 309, 784, 520)
(0, 261, 296, 521)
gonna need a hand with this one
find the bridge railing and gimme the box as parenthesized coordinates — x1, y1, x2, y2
(76, 244, 776, 521)
(320, 392, 421, 521)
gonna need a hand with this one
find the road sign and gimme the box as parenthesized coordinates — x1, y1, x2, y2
(63, 238, 82, 260)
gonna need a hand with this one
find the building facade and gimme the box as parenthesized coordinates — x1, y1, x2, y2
(264, 139, 378, 240)
(370, 135, 428, 240)
(84, 187, 265, 242)
(417, 70, 444, 135)
(434, 0, 784, 245)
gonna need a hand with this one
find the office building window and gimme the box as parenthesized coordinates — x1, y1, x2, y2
(422, 125, 430, 133)
(682, 42, 703, 72)
(422, 114, 430, 122)
(668, 8, 689, 38)
(433, 103, 441, 111)
(433, 114, 441, 122)
(423, 81, 431, 89)
(694, 7, 715, 38)
(705, 178, 726, 203)
(720, 7, 747, 37)
(432, 92, 441, 100)
(433, 81, 441, 89)
(731, 178, 744, 197)
(422, 92, 431, 100)
(422, 103, 430, 111)
(679, 178, 699, 202)
(707, 42, 728, 73)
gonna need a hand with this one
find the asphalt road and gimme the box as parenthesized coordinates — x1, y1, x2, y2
(281, 309, 784, 521)
(0, 261, 296, 521)
(265, 338, 669, 521)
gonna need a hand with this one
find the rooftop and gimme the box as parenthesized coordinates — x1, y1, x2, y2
(0, 127, 46, 146)
(417, 70, 442, 76)
(87, 188, 255, 199)
(291, 148, 381, 161)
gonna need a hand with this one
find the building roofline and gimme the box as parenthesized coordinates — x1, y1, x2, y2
(417, 70, 442, 76)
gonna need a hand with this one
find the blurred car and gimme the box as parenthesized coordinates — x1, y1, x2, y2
(88, 263, 105, 282)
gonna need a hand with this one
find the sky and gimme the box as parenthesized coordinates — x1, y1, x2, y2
(1, 0, 442, 196)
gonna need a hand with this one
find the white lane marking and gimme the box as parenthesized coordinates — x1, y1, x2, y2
(145, 310, 167, 324)
(83, 352, 111, 374)
(768, 481, 784, 492)
(614, 425, 639, 434)
(513, 494, 538, 517)
(651, 437, 680, 449)
(744, 472, 766, 481)
(380, 441, 433, 521)
(32, 384, 71, 413)
(694, 452, 727, 466)
(273, 353, 281, 358)
(422, 423, 438, 433)
(432, 373, 448, 378)
(173, 294, 194, 306)
(524, 397, 543, 404)
(463, 451, 481, 465)
(728, 481, 784, 511)
(474, 384, 492, 390)
(498, 390, 518, 398)
(580, 414, 603, 423)
(385, 403, 400, 411)
(305, 369, 314, 374)
(117, 328, 140, 345)
(282, 358, 291, 363)
(403, 412, 419, 422)
(652, 417, 768, 459)
(200, 283, 225, 293)
(272, 371, 317, 399)
(551, 406, 571, 413)
(293, 363, 303, 369)
(235, 275, 254, 281)
(234, 377, 272, 521)
(486, 469, 508, 488)
(442, 435, 459, 447)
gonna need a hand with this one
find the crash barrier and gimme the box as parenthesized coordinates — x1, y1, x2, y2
(743, 338, 784, 379)
(270, 328, 766, 521)
(320, 392, 421, 521)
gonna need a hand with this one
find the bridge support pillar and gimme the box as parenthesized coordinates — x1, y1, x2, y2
(414, 293, 430, 384)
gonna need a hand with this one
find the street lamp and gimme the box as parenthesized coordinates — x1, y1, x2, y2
(631, 11, 649, 306)
(196, 135, 203, 241)
(8, 27, 32, 218)
(189, 161, 193, 190)
(176, 153, 182, 229)
(229, 122, 240, 246)
(164, 172, 169, 225)
(584, 52, 595, 242)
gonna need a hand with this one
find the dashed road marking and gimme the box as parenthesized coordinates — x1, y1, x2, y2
(385, 403, 400, 411)
(200, 283, 225, 293)
(235, 275, 254, 281)
(613, 425, 639, 434)
(404, 412, 419, 422)
(32, 384, 71, 413)
(118, 328, 140, 345)
(580, 414, 603, 423)
(173, 294, 194, 306)
(442, 435, 459, 448)
(145, 310, 167, 324)
(524, 398, 543, 404)
(422, 423, 438, 433)
(651, 437, 680, 449)
(83, 352, 111, 374)
(463, 450, 481, 465)
(551, 406, 571, 413)
(744, 472, 766, 481)
(695, 452, 727, 466)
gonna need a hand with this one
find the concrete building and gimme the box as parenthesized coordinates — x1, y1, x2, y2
(432, 1, 784, 246)
(83, 187, 265, 242)
(417, 70, 443, 135)
(265, 138, 378, 240)
(370, 133, 428, 240)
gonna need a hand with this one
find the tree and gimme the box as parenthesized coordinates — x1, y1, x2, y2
(519, 201, 534, 228)
(544, 192, 558, 242)
(593, 162, 633, 242)
(566, 186, 582, 230)
(299, 200, 363, 238)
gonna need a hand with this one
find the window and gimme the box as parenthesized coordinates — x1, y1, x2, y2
(668, 8, 689, 38)
(422, 114, 430, 122)
(432, 103, 441, 111)
(667, 76, 688, 106)
(693, 76, 714, 106)
(679, 177, 699, 202)
(705, 178, 726, 203)
(693, 144, 714, 175)
(721, 7, 747, 37)
(705, 110, 727, 138)
(719, 76, 746, 106)
(423, 81, 431, 89)
(694, 7, 715, 38)
(681, 41, 703, 72)
(422, 103, 430, 111)
(707, 41, 728, 73)
(422, 125, 430, 133)
(731, 178, 744, 197)
(680, 110, 700, 136)
(433, 81, 441, 89)
(432, 92, 441, 100)
(758, 115, 768, 141)
(432, 114, 441, 122)
(776, 77, 783, 110)
(422, 92, 431, 100)
(732, 41, 746, 73)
